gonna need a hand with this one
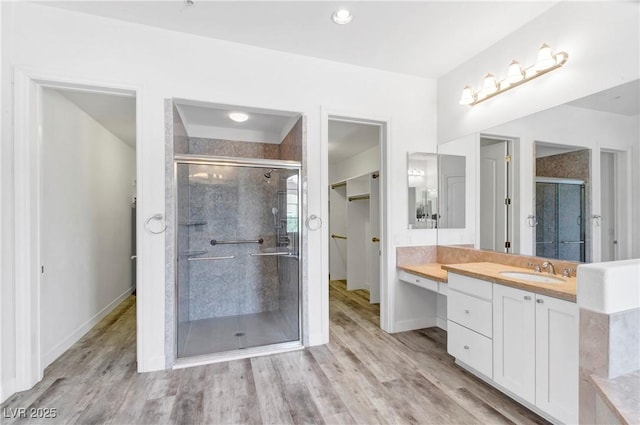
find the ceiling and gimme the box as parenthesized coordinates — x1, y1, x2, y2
(41, 1, 557, 79)
(56, 88, 137, 148)
(567, 80, 640, 117)
(175, 100, 300, 144)
(328, 120, 380, 164)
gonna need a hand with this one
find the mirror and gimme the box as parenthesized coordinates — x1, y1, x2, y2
(407, 153, 438, 229)
(448, 79, 639, 261)
(535, 143, 590, 262)
(438, 154, 466, 228)
(407, 152, 466, 229)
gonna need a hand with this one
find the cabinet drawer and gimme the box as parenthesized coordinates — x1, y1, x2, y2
(448, 289, 493, 338)
(448, 320, 493, 378)
(447, 273, 492, 300)
(398, 270, 438, 292)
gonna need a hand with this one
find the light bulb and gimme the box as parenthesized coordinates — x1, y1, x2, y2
(332, 9, 353, 24)
(505, 60, 524, 84)
(534, 43, 556, 71)
(483, 73, 498, 95)
(229, 112, 249, 123)
(459, 85, 476, 105)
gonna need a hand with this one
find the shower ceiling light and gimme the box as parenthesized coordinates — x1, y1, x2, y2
(459, 43, 568, 106)
(228, 112, 249, 123)
(332, 9, 353, 25)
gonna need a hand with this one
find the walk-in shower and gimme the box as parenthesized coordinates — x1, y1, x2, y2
(174, 156, 301, 359)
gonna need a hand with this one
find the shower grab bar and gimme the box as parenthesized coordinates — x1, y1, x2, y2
(250, 252, 293, 257)
(560, 240, 585, 244)
(210, 238, 264, 246)
(188, 256, 236, 261)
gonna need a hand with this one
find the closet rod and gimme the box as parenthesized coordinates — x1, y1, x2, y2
(331, 234, 347, 240)
(348, 194, 370, 202)
(331, 181, 347, 189)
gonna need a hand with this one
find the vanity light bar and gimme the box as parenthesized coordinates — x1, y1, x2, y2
(460, 44, 569, 106)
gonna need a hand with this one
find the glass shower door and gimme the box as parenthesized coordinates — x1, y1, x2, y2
(535, 180, 585, 262)
(175, 160, 301, 359)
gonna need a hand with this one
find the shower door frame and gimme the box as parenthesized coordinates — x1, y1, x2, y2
(173, 154, 303, 364)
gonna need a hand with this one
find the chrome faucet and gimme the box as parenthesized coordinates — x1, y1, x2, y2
(542, 261, 556, 275)
(527, 262, 542, 272)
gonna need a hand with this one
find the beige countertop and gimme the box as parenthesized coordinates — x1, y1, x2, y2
(397, 263, 448, 282)
(398, 261, 577, 302)
(591, 371, 640, 425)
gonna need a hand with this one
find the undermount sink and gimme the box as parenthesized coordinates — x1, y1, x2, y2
(499, 271, 566, 284)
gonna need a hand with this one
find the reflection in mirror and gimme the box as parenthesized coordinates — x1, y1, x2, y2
(438, 155, 466, 228)
(469, 79, 638, 261)
(407, 153, 437, 229)
(479, 136, 516, 253)
(535, 143, 590, 262)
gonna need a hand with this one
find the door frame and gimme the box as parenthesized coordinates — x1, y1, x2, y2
(12, 67, 145, 392)
(321, 109, 391, 333)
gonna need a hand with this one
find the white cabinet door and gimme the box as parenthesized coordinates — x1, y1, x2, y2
(493, 284, 536, 404)
(535, 294, 579, 425)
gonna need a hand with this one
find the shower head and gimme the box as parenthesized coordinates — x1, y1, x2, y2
(264, 169, 275, 179)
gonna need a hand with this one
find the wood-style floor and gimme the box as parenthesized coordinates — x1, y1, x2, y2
(1, 281, 549, 424)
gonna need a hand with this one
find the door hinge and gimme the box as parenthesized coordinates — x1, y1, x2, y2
(505, 198, 511, 205)
(41, 265, 44, 274)
(505, 241, 511, 249)
(505, 155, 512, 162)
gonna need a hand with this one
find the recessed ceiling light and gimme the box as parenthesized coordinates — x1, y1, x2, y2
(229, 112, 249, 123)
(332, 9, 353, 25)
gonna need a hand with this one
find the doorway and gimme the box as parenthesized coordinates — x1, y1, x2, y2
(327, 117, 383, 319)
(12, 69, 142, 393)
(479, 137, 515, 253)
(39, 87, 137, 368)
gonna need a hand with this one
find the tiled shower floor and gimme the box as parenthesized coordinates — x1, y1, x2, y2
(178, 310, 296, 358)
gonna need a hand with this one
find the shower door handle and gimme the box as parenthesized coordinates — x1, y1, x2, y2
(250, 252, 292, 257)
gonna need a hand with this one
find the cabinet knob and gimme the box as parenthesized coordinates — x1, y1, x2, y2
(537, 298, 544, 304)
(524, 295, 531, 300)
(464, 309, 470, 314)
(464, 345, 470, 350)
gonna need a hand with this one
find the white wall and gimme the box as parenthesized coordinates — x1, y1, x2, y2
(40, 89, 136, 367)
(1, 2, 438, 398)
(484, 105, 639, 259)
(438, 2, 640, 143)
(329, 145, 380, 185)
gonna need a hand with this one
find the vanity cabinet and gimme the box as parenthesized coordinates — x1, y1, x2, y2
(492, 284, 578, 425)
(447, 274, 493, 378)
(446, 272, 578, 424)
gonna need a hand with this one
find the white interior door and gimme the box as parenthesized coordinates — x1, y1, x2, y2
(369, 173, 380, 304)
(480, 141, 508, 251)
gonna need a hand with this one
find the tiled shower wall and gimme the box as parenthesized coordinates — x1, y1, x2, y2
(185, 165, 280, 320)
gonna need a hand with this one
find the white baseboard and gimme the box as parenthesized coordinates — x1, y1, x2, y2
(393, 317, 437, 332)
(42, 287, 133, 368)
(138, 355, 167, 373)
(0, 377, 16, 404)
